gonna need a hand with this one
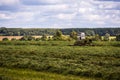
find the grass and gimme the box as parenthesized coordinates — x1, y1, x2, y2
(0, 67, 98, 80)
(0, 41, 120, 80)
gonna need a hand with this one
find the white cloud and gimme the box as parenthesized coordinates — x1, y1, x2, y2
(39, 0, 63, 4)
(13, 12, 34, 22)
(0, 0, 120, 28)
(22, 4, 69, 13)
(97, 1, 120, 9)
(0, 13, 12, 19)
(0, 0, 20, 5)
(56, 13, 77, 20)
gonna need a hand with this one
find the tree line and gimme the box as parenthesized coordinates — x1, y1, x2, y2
(0, 27, 120, 36)
(2, 30, 120, 42)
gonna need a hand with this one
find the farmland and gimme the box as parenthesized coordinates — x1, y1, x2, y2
(0, 41, 120, 80)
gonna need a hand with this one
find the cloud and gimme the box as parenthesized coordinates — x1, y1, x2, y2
(21, 0, 64, 5)
(0, 0, 20, 11)
(0, 0, 20, 5)
(0, 13, 12, 19)
(0, 0, 120, 28)
(56, 13, 77, 20)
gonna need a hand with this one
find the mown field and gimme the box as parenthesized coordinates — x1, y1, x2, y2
(0, 41, 120, 80)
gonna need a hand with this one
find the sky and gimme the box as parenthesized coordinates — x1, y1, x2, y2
(0, 0, 120, 28)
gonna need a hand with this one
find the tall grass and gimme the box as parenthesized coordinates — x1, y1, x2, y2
(0, 41, 120, 80)
(0, 67, 97, 80)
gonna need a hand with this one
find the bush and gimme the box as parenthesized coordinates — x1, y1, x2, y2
(19, 36, 35, 41)
(11, 38, 16, 41)
(74, 39, 92, 46)
(35, 38, 41, 41)
(27, 36, 35, 41)
(2, 38, 9, 41)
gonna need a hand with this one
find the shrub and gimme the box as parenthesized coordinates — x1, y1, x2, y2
(27, 36, 35, 41)
(19, 36, 28, 41)
(74, 39, 92, 46)
(35, 38, 41, 41)
(11, 38, 16, 41)
(19, 36, 35, 41)
(2, 38, 9, 41)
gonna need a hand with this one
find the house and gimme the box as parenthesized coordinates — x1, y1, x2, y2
(77, 32, 85, 40)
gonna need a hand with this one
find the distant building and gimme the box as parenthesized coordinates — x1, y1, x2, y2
(77, 32, 85, 40)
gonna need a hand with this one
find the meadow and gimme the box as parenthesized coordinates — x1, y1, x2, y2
(0, 41, 120, 80)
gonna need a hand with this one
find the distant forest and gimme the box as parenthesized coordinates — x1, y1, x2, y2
(0, 27, 120, 36)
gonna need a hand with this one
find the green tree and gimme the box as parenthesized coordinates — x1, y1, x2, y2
(116, 34, 120, 41)
(70, 30, 77, 40)
(104, 33, 110, 41)
(93, 34, 102, 41)
(41, 34, 47, 41)
(53, 30, 63, 40)
(55, 30, 63, 37)
(85, 30, 95, 36)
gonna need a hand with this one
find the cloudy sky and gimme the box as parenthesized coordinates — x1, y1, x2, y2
(0, 0, 120, 28)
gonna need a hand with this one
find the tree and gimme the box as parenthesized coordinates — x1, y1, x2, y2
(70, 30, 77, 40)
(116, 34, 120, 41)
(104, 33, 110, 41)
(55, 30, 63, 37)
(85, 30, 95, 36)
(41, 34, 47, 41)
(93, 34, 102, 41)
(53, 30, 63, 40)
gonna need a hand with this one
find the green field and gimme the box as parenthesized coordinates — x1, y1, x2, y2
(0, 41, 120, 80)
(0, 67, 99, 80)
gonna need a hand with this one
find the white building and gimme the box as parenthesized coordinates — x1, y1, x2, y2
(77, 32, 85, 40)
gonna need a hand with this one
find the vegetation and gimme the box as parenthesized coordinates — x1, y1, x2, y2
(70, 30, 77, 40)
(103, 33, 110, 41)
(74, 39, 92, 46)
(41, 34, 47, 41)
(0, 67, 97, 80)
(0, 41, 120, 80)
(19, 36, 35, 41)
(0, 27, 120, 36)
(2, 38, 9, 41)
(92, 34, 102, 41)
(11, 38, 17, 41)
(116, 34, 120, 41)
